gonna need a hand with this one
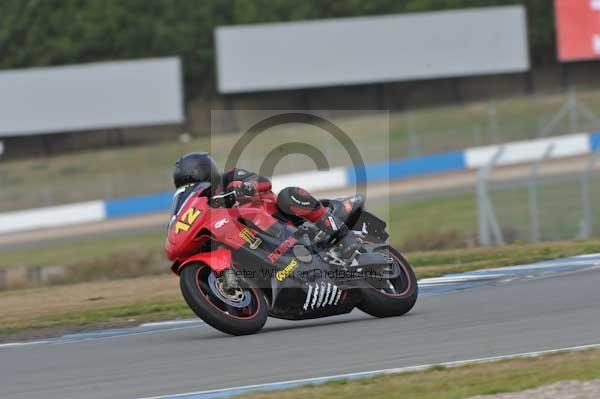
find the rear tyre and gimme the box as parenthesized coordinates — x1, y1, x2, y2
(180, 263, 268, 336)
(358, 246, 418, 318)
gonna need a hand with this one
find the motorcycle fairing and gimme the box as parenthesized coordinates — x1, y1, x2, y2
(268, 274, 362, 320)
(253, 240, 363, 319)
(166, 195, 280, 261)
(174, 247, 233, 274)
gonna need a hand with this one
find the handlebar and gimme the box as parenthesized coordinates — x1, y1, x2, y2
(209, 191, 237, 208)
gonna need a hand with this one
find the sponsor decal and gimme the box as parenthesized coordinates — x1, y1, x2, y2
(302, 284, 314, 310)
(175, 207, 202, 234)
(290, 195, 311, 206)
(316, 282, 326, 307)
(334, 290, 342, 305)
(310, 283, 319, 309)
(239, 228, 262, 249)
(303, 282, 342, 310)
(214, 218, 229, 229)
(361, 222, 368, 235)
(328, 216, 338, 231)
(275, 259, 298, 282)
(322, 283, 332, 305)
(328, 285, 338, 305)
(268, 236, 298, 263)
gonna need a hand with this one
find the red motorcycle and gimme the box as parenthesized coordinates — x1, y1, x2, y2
(165, 182, 418, 336)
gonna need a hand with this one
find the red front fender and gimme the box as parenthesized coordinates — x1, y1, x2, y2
(172, 247, 232, 275)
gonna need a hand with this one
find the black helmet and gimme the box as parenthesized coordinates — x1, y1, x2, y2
(173, 152, 221, 189)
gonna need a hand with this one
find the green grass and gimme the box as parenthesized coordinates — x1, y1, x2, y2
(1, 89, 600, 211)
(385, 175, 600, 245)
(0, 301, 192, 336)
(408, 240, 600, 278)
(387, 191, 477, 245)
(236, 349, 600, 399)
(0, 230, 165, 269)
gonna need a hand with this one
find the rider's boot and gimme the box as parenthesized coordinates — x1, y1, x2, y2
(311, 211, 361, 261)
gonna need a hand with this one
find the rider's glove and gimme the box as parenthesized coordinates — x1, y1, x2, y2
(229, 181, 257, 198)
(240, 181, 257, 196)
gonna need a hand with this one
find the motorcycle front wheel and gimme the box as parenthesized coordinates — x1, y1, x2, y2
(180, 263, 268, 336)
(357, 246, 418, 318)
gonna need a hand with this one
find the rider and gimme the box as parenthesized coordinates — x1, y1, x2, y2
(172, 152, 360, 260)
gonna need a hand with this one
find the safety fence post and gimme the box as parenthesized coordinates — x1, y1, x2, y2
(528, 144, 554, 242)
(0, 269, 6, 290)
(580, 152, 600, 238)
(477, 146, 505, 246)
(538, 88, 600, 137)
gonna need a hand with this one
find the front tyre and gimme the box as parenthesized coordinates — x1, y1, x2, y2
(180, 263, 268, 336)
(358, 247, 418, 318)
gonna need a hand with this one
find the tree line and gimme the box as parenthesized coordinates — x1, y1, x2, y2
(0, 0, 555, 99)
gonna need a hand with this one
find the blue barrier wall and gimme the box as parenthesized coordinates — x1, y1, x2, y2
(346, 151, 466, 184)
(105, 191, 173, 219)
(591, 132, 600, 151)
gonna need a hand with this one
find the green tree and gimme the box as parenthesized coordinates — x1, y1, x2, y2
(0, 0, 556, 99)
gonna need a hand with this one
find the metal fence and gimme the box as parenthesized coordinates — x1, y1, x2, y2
(478, 150, 600, 246)
(399, 89, 600, 158)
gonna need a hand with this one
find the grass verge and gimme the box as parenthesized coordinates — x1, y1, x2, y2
(0, 275, 190, 341)
(408, 239, 600, 278)
(0, 230, 165, 270)
(236, 349, 600, 399)
(0, 301, 192, 337)
(1, 239, 599, 341)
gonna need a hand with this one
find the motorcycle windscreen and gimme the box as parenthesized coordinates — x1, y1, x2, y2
(171, 182, 212, 217)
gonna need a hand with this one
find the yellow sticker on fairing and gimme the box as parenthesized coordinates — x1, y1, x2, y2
(175, 208, 202, 234)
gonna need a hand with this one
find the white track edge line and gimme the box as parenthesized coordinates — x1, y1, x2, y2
(140, 320, 202, 328)
(0, 324, 204, 350)
(136, 342, 600, 399)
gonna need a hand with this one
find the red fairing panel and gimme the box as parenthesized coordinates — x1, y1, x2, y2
(165, 191, 281, 263)
(166, 196, 211, 261)
(176, 247, 233, 273)
(234, 207, 278, 232)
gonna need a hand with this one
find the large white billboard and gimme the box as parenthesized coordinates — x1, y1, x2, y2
(0, 57, 184, 137)
(215, 6, 529, 94)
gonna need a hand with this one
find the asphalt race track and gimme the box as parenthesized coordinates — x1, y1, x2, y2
(1, 256, 600, 399)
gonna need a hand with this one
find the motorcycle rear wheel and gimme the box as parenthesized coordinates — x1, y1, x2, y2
(357, 246, 418, 318)
(180, 263, 268, 336)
